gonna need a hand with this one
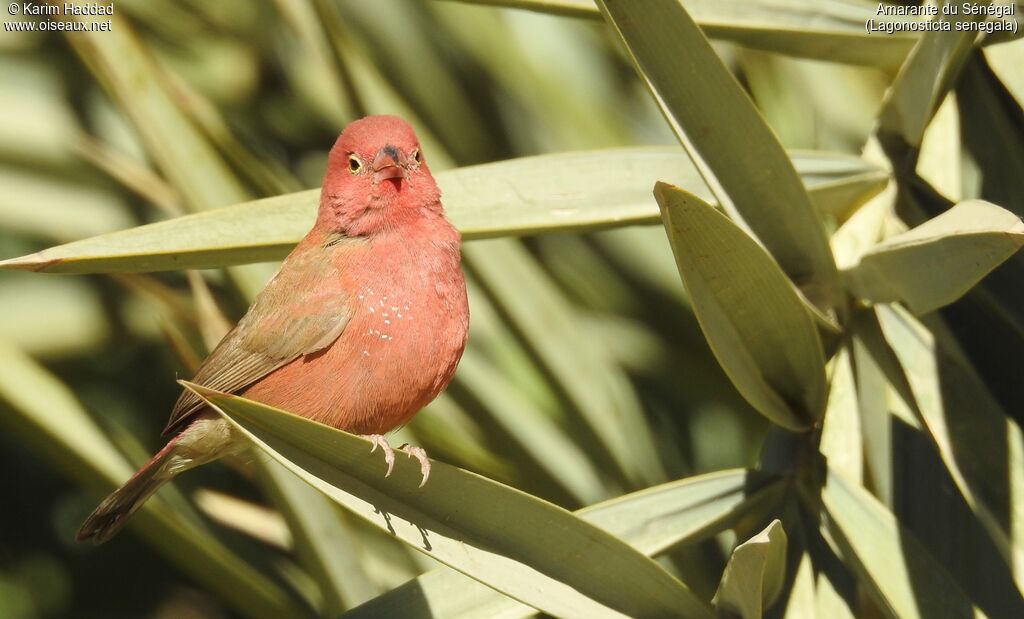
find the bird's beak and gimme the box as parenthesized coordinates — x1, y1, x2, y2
(371, 146, 407, 184)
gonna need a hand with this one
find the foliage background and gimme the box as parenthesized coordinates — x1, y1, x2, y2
(0, 1, 1022, 618)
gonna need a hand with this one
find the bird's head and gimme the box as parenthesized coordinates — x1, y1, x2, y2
(318, 115, 441, 236)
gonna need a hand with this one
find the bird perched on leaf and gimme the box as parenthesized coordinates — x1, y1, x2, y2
(78, 115, 469, 544)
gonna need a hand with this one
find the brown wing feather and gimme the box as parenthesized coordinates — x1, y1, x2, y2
(163, 235, 363, 435)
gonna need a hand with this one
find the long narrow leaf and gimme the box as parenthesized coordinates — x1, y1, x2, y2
(815, 468, 987, 619)
(873, 2, 988, 158)
(463, 239, 665, 486)
(57, 8, 249, 211)
(186, 383, 715, 619)
(346, 469, 783, 619)
(0, 343, 307, 619)
(597, 0, 842, 315)
(441, 0, 920, 68)
(0, 149, 884, 274)
(876, 304, 1024, 588)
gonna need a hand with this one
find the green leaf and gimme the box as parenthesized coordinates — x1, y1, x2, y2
(713, 519, 787, 619)
(596, 0, 842, 316)
(272, 0, 358, 128)
(782, 552, 816, 619)
(815, 468, 987, 619)
(464, 238, 665, 486)
(782, 549, 859, 619)
(844, 200, 1024, 315)
(346, 469, 784, 619)
(0, 342, 307, 619)
(831, 182, 895, 271)
(442, 0, 920, 68)
(954, 54, 1024, 339)
(186, 383, 715, 619)
(258, 459, 381, 614)
(59, 9, 249, 211)
(0, 168, 134, 242)
(873, 2, 988, 158)
(819, 344, 862, 484)
(0, 277, 110, 357)
(655, 182, 827, 430)
(875, 304, 1024, 588)
(849, 308, 925, 508)
(342, 1, 493, 164)
(454, 347, 608, 504)
(0, 148, 883, 274)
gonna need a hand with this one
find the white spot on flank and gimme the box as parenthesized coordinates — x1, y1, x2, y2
(380, 334, 388, 339)
(362, 350, 369, 356)
(379, 300, 384, 307)
(369, 307, 375, 313)
(391, 306, 398, 311)
(384, 320, 391, 324)
(397, 313, 403, 318)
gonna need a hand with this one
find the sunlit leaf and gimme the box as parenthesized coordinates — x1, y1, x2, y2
(876, 304, 1024, 589)
(464, 238, 665, 486)
(844, 200, 1024, 315)
(597, 0, 843, 315)
(346, 469, 783, 619)
(0, 149, 883, 274)
(59, 11, 249, 211)
(819, 344, 861, 483)
(187, 383, 715, 619)
(454, 347, 607, 504)
(713, 519, 787, 619)
(443, 0, 920, 68)
(872, 2, 988, 158)
(655, 183, 826, 430)
(0, 343, 306, 619)
(259, 460, 381, 613)
(816, 468, 987, 619)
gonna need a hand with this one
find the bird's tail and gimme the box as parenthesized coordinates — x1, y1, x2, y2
(76, 435, 182, 544)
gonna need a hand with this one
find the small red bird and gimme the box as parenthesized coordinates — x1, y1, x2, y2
(78, 115, 470, 544)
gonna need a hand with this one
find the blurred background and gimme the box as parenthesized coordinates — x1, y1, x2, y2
(0, 1, 1018, 617)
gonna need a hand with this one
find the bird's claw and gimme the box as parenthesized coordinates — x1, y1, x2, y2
(361, 436, 430, 486)
(363, 434, 396, 477)
(398, 443, 431, 487)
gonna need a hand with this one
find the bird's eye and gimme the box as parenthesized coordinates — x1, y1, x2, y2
(348, 154, 362, 174)
(412, 149, 422, 164)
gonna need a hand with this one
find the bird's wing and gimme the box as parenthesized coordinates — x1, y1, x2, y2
(163, 234, 366, 435)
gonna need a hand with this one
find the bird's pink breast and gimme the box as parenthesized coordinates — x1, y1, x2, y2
(241, 222, 468, 434)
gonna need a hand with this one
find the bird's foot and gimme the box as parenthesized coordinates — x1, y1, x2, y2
(398, 443, 431, 487)
(362, 434, 396, 477)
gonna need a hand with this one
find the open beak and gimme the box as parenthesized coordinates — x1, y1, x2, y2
(371, 146, 407, 184)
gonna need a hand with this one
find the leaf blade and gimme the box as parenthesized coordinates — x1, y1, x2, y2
(816, 468, 987, 619)
(187, 383, 715, 619)
(845, 200, 1024, 314)
(346, 469, 784, 619)
(713, 519, 788, 619)
(0, 343, 307, 619)
(596, 0, 842, 315)
(655, 182, 827, 429)
(0, 148, 884, 274)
